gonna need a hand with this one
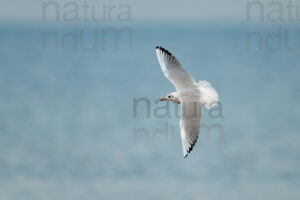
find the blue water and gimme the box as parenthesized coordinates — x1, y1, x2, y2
(0, 23, 299, 200)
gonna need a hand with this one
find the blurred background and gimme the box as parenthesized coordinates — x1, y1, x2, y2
(0, 0, 300, 199)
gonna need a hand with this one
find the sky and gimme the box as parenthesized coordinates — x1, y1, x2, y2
(2, 0, 300, 24)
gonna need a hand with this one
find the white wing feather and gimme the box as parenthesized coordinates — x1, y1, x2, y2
(155, 46, 197, 91)
(180, 102, 202, 158)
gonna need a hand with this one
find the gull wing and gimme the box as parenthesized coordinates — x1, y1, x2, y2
(180, 101, 202, 158)
(156, 46, 197, 91)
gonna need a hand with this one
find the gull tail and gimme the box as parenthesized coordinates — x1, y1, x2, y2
(198, 80, 219, 109)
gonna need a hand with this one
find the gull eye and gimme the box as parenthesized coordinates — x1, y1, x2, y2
(168, 95, 171, 98)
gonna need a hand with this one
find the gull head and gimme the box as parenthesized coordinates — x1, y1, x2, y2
(160, 92, 180, 104)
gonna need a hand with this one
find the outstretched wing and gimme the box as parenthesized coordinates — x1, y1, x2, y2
(156, 46, 197, 91)
(180, 101, 202, 158)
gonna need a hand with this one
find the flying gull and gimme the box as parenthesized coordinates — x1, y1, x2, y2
(156, 46, 219, 158)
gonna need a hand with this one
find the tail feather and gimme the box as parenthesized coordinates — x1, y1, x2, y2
(198, 80, 219, 109)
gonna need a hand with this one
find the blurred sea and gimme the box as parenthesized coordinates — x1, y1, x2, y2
(0, 23, 299, 200)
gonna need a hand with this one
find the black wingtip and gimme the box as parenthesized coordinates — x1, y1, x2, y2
(156, 46, 172, 56)
(183, 136, 198, 159)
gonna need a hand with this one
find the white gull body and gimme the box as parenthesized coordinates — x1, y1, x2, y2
(156, 46, 219, 158)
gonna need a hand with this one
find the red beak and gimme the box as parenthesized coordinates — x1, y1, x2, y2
(160, 98, 167, 101)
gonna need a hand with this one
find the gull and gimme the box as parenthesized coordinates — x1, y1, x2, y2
(156, 46, 219, 158)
